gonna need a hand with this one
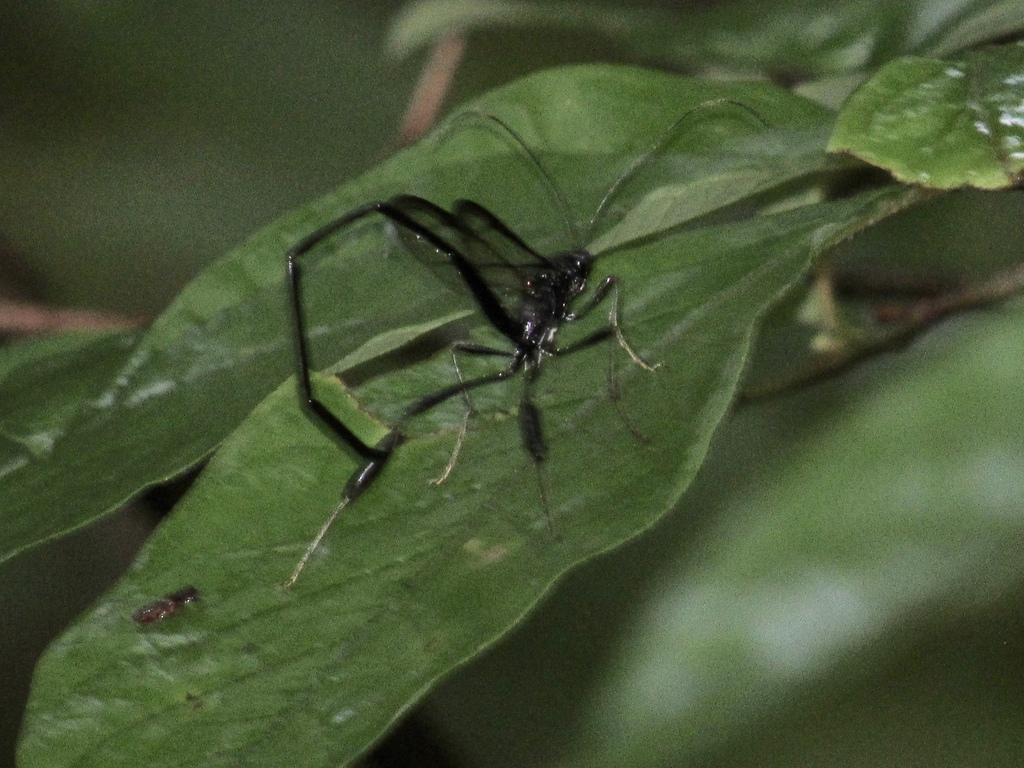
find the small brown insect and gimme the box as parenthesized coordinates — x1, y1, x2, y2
(132, 586, 200, 624)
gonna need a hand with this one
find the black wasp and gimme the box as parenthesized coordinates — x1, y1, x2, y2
(284, 104, 767, 586)
(284, 194, 655, 586)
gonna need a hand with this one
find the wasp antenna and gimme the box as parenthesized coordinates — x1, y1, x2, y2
(283, 494, 353, 588)
(433, 110, 582, 246)
(589, 98, 771, 237)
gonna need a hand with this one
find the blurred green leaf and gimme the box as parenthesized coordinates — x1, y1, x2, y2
(0, 3, 420, 316)
(565, 300, 1024, 767)
(924, 0, 1024, 57)
(0, 331, 125, 384)
(0, 330, 136, 463)
(387, 0, 675, 61)
(829, 42, 1024, 189)
(389, 0, 1024, 83)
(0, 333, 104, 521)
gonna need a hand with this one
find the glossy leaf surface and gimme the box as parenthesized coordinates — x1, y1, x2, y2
(830, 42, 1024, 189)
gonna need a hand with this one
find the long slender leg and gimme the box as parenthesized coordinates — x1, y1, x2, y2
(285, 221, 404, 586)
(517, 366, 558, 534)
(431, 345, 471, 486)
(430, 341, 515, 485)
(602, 277, 660, 372)
(588, 277, 657, 422)
(284, 360, 518, 588)
(285, 196, 522, 586)
(554, 276, 659, 443)
(400, 352, 523, 421)
(288, 251, 386, 461)
(284, 361, 522, 587)
(565, 275, 658, 371)
(286, 196, 523, 457)
(283, 430, 401, 588)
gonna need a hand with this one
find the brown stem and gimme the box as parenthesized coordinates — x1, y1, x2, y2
(397, 33, 465, 146)
(0, 298, 141, 337)
(743, 259, 1024, 400)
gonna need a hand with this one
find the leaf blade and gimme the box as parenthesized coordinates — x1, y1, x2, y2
(19, 186, 906, 768)
(829, 42, 1024, 189)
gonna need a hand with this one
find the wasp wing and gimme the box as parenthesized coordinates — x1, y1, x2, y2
(387, 195, 554, 343)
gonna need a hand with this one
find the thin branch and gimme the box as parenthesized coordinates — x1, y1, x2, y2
(0, 298, 140, 337)
(397, 33, 465, 146)
(743, 259, 1024, 400)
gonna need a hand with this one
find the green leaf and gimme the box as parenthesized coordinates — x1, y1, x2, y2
(0, 330, 135, 443)
(18, 184, 902, 767)
(13, 63, 923, 765)
(0, 66, 835, 567)
(0, 330, 136, 467)
(924, 0, 1024, 57)
(390, 0, 887, 76)
(829, 42, 1024, 189)
(0, 330, 125, 384)
(387, 1, 676, 61)
(389, 0, 1024, 82)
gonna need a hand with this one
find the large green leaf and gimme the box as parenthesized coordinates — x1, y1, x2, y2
(18, 183, 904, 767)
(830, 42, 1024, 189)
(0, 66, 835, 566)
(0, 332, 138, 513)
(13, 63, 919, 767)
